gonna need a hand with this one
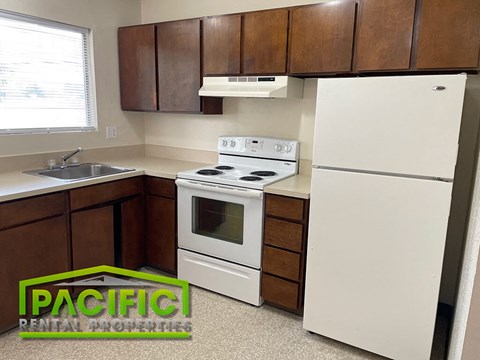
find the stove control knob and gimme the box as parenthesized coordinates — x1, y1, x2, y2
(274, 143, 283, 152)
(221, 140, 228, 147)
(230, 140, 236, 147)
(284, 144, 293, 153)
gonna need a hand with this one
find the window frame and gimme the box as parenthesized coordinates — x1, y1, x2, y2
(0, 10, 98, 135)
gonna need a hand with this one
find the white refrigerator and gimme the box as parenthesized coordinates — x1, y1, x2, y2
(303, 75, 467, 360)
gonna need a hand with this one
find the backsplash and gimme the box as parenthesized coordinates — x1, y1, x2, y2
(144, 79, 317, 162)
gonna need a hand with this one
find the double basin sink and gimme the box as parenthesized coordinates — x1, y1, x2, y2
(25, 163, 135, 181)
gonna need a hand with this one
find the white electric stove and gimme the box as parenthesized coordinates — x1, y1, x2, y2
(176, 136, 299, 305)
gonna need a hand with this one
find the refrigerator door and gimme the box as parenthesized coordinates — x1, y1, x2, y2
(304, 169, 453, 360)
(313, 75, 466, 179)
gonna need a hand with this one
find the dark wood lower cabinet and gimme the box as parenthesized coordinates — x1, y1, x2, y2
(69, 177, 145, 271)
(0, 216, 69, 333)
(262, 194, 309, 314)
(121, 196, 145, 270)
(145, 177, 177, 274)
(71, 206, 115, 270)
(146, 194, 176, 274)
(0, 175, 179, 334)
(262, 273, 299, 310)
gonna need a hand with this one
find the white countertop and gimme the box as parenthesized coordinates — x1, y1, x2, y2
(264, 174, 311, 199)
(0, 157, 311, 203)
(0, 157, 207, 203)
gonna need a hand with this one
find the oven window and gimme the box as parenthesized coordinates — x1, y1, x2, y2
(192, 197, 244, 245)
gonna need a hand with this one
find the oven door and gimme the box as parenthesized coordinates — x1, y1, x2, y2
(176, 178, 263, 269)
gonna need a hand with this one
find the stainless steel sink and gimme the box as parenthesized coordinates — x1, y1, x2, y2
(24, 163, 135, 181)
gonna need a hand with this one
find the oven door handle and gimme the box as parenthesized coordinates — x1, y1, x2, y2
(175, 179, 263, 199)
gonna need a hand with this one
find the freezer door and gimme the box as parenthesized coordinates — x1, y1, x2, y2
(313, 75, 466, 179)
(303, 169, 453, 360)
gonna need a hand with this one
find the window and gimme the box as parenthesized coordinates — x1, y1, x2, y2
(0, 11, 96, 134)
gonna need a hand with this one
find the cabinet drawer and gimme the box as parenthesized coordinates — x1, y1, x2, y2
(262, 273, 299, 310)
(145, 176, 176, 199)
(264, 217, 303, 252)
(70, 177, 143, 210)
(0, 192, 65, 230)
(265, 194, 304, 221)
(262, 246, 300, 281)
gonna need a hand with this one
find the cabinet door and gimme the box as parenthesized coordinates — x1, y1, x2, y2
(146, 195, 176, 274)
(0, 216, 69, 333)
(121, 196, 145, 270)
(203, 15, 241, 75)
(118, 25, 157, 111)
(289, 1, 356, 74)
(71, 206, 114, 270)
(157, 19, 201, 112)
(354, 0, 416, 71)
(414, 0, 480, 69)
(243, 9, 289, 75)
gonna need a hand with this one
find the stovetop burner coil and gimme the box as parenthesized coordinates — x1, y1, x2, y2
(250, 171, 277, 177)
(196, 169, 224, 176)
(239, 176, 263, 181)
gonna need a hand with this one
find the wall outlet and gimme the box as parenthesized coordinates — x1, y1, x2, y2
(106, 126, 118, 139)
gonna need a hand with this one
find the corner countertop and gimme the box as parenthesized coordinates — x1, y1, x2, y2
(0, 157, 207, 203)
(264, 174, 311, 199)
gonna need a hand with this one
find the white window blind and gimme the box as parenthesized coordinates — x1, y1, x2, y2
(0, 11, 97, 134)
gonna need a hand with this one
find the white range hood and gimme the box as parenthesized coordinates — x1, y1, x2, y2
(198, 76, 304, 98)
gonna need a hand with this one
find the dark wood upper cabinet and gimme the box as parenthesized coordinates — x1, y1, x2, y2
(289, 1, 356, 75)
(157, 19, 201, 112)
(118, 25, 157, 111)
(203, 15, 241, 76)
(243, 9, 289, 75)
(118, 22, 222, 114)
(414, 0, 480, 70)
(119, 3, 479, 105)
(354, 0, 416, 72)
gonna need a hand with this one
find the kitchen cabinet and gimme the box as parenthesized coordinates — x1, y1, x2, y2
(262, 194, 309, 313)
(289, 1, 356, 75)
(157, 19, 201, 112)
(414, 0, 480, 70)
(71, 206, 114, 270)
(145, 177, 177, 274)
(69, 177, 144, 270)
(203, 14, 241, 76)
(118, 25, 157, 111)
(203, 9, 288, 76)
(121, 195, 145, 270)
(243, 9, 289, 75)
(0, 193, 69, 333)
(118, 23, 222, 114)
(353, 0, 416, 72)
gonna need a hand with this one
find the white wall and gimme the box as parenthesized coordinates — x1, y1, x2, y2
(141, 0, 328, 23)
(145, 80, 317, 160)
(141, 0, 327, 160)
(0, 0, 144, 156)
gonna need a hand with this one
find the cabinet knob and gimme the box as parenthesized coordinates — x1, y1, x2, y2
(432, 86, 446, 91)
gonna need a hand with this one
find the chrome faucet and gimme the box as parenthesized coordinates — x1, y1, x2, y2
(61, 148, 83, 168)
